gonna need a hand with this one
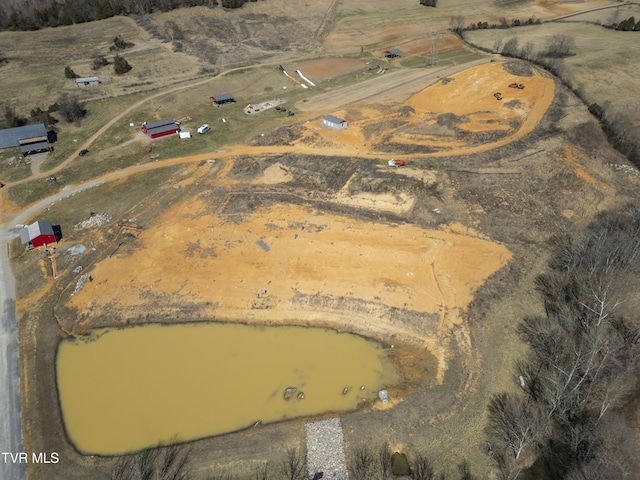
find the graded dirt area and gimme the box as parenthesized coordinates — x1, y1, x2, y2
(292, 61, 554, 157)
(65, 181, 511, 382)
(295, 58, 365, 80)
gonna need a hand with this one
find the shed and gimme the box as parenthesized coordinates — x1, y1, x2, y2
(0, 123, 51, 155)
(75, 77, 101, 86)
(211, 93, 235, 105)
(20, 221, 58, 249)
(384, 48, 402, 58)
(322, 115, 348, 130)
(141, 119, 179, 139)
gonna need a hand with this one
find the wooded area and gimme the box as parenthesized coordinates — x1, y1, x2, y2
(486, 205, 640, 479)
(0, 0, 262, 31)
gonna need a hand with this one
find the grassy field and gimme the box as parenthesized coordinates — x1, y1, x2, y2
(0, 16, 202, 110)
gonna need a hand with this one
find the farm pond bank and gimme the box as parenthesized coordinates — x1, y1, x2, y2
(56, 322, 400, 455)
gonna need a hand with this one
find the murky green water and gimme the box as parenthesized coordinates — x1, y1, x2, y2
(56, 323, 399, 455)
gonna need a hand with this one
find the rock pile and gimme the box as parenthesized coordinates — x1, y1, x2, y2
(74, 213, 113, 231)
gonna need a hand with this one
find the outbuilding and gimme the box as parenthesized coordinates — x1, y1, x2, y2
(20, 221, 59, 249)
(141, 119, 180, 139)
(384, 48, 402, 58)
(211, 93, 235, 106)
(75, 77, 101, 86)
(0, 123, 51, 156)
(322, 115, 348, 130)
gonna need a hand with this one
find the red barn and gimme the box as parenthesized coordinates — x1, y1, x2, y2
(20, 221, 58, 249)
(141, 119, 179, 139)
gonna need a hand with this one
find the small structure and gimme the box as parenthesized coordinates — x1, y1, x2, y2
(0, 123, 51, 156)
(141, 119, 180, 139)
(75, 77, 101, 87)
(384, 48, 402, 58)
(20, 221, 60, 249)
(210, 93, 235, 106)
(322, 115, 348, 130)
(179, 131, 191, 139)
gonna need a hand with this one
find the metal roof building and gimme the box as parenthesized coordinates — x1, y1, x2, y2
(211, 93, 235, 105)
(141, 119, 180, 139)
(0, 123, 51, 155)
(384, 48, 402, 58)
(75, 77, 101, 86)
(20, 221, 57, 249)
(322, 115, 348, 130)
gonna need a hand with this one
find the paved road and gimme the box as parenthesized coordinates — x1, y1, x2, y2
(0, 229, 26, 480)
(0, 180, 104, 480)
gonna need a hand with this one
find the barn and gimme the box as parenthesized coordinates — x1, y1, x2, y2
(384, 48, 402, 58)
(141, 119, 180, 139)
(0, 123, 51, 156)
(211, 93, 235, 106)
(322, 115, 348, 130)
(75, 77, 101, 87)
(20, 221, 59, 249)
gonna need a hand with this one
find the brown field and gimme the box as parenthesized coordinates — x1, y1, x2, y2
(5, 0, 640, 479)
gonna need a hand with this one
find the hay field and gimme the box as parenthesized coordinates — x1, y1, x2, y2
(0, 16, 201, 110)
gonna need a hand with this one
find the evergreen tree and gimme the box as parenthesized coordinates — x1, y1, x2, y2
(64, 65, 79, 79)
(113, 54, 132, 75)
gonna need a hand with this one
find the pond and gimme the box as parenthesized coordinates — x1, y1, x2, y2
(56, 322, 400, 455)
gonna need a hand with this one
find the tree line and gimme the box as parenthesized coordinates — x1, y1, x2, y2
(0, 0, 263, 32)
(485, 205, 640, 479)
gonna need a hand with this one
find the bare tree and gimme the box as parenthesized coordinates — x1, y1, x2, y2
(457, 461, 477, 480)
(544, 34, 576, 58)
(379, 442, 393, 480)
(486, 393, 545, 461)
(501, 37, 520, 57)
(519, 41, 534, 61)
(449, 15, 464, 34)
(280, 447, 307, 480)
(110, 444, 190, 480)
(348, 445, 378, 480)
(411, 454, 436, 480)
(57, 92, 86, 123)
(253, 462, 271, 480)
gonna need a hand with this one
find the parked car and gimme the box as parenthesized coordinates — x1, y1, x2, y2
(79, 149, 89, 156)
(197, 124, 210, 135)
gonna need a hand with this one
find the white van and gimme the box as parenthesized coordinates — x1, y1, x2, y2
(197, 124, 210, 134)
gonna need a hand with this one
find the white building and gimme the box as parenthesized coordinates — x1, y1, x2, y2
(75, 77, 101, 86)
(322, 115, 348, 130)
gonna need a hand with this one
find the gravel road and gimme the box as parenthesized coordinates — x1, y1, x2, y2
(0, 179, 104, 480)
